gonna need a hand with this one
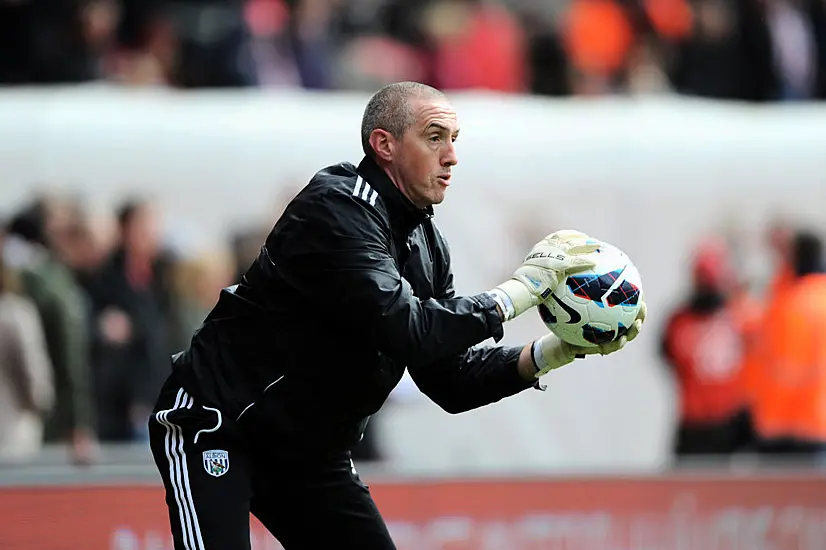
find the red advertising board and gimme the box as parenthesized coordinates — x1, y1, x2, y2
(2, 475, 826, 550)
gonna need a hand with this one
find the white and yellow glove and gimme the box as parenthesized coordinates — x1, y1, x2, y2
(488, 230, 600, 321)
(531, 297, 648, 377)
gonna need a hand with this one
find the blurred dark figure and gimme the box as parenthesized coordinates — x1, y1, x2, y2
(53, 205, 116, 286)
(661, 239, 759, 459)
(163, 0, 260, 87)
(659, 0, 826, 101)
(82, 199, 176, 441)
(812, 0, 826, 97)
(4, 198, 99, 465)
(520, 8, 571, 96)
(113, 0, 259, 87)
(0, 0, 118, 84)
(110, 0, 175, 85)
(664, 0, 776, 101)
(751, 231, 826, 460)
(0, 225, 55, 463)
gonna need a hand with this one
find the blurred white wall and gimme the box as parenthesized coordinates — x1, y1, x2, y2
(1, 87, 825, 474)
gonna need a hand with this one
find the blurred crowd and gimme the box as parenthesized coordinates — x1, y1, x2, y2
(1, 0, 826, 100)
(0, 191, 401, 465)
(2, 189, 825, 468)
(662, 224, 826, 465)
(0, 194, 247, 464)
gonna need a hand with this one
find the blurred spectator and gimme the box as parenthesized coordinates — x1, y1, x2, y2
(763, 0, 821, 100)
(0, 0, 118, 84)
(81, 199, 176, 442)
(4, 198, 99, 465)
(423, 0, 528, 93)
(172, 248, 235, 337)
(245, 0, 302, 87)
(750, 231, 826, 460)
(520, 7, 571, 96)
(282, 0, 338, 89)
(661, 238, 759, 459)
(0, 0, 824, 101)
(561, 0, 635, 95)
(665, 0, 765, 100)
(0, 226, 55, 464)
(164, 0, 260, 88)
(331, 0, 430, 90)
(54, 204, 118, 284)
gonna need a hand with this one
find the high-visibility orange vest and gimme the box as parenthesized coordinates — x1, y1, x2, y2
(751, 274, 826, 442)
(767, 265, 795, 303)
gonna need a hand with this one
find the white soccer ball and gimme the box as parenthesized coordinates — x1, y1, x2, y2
(537, 241, 643, 348)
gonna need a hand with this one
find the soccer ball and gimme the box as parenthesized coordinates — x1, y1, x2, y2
(537, 241, 643, 348)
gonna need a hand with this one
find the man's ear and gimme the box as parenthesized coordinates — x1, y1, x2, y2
(369, 129, 394, 162)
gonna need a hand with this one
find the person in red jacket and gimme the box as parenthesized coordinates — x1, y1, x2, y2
(661, 238, 758, 459)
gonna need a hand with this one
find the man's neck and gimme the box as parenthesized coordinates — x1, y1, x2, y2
(374, 159, 425, 210)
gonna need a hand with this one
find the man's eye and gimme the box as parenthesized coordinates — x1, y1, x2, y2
(429, 135, 441, 142)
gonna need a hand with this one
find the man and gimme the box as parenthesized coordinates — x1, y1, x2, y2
(661, 238, 758, 459)
(5, 198, 99, 465)
(82, 199, 175, 441)
(148, 81, 646, 549)
(751, 230, 826, 459)
(0, 225, 55, 463)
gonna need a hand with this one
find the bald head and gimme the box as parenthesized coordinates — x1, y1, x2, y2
(361, 82, 447, 158)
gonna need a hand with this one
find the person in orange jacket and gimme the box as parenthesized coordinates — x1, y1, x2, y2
(751, 231, 826, 460)
(661, 238, 758, 459)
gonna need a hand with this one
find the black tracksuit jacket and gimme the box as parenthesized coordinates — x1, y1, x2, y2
(171, 156, 536, 459)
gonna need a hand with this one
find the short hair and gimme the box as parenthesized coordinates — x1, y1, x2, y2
(117, 198, 149, 230)
(360, 82, 446, 158)
(791, 230, 824, 277)
(6, 199, 48, 247)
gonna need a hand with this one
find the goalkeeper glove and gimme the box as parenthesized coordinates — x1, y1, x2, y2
(488, 230, 600, 321)
(530, 297, 647, 377)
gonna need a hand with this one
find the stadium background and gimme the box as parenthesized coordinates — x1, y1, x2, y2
(2, 0, 826, 548)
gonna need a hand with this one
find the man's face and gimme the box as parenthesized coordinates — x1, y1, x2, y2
(124, 204, 160, 257)
(392, 96, 459, 209)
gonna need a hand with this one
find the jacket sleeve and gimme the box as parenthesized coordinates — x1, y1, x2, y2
(45, 283, 95, 432)
(4, 296, 55, 414)
(407, 251, 536, 414)
(268, 187, 505, 367)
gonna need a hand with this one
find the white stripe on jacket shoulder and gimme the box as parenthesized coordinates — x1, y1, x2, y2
(352, 176, 379, 207)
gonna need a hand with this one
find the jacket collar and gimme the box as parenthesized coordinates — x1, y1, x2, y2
(357, 156, 433, 234)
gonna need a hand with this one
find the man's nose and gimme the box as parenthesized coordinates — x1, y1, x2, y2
(442, 142, 458, 166)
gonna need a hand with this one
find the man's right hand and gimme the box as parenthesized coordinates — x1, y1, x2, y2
(530, 297, 647, 377)
(489, 230, 600, 321)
